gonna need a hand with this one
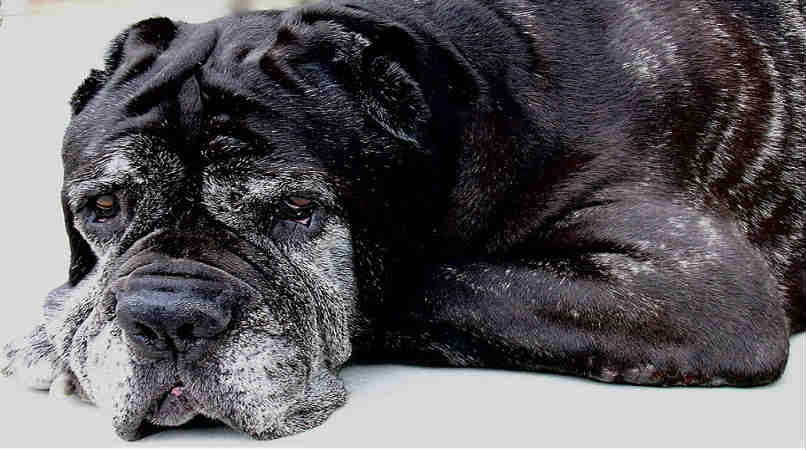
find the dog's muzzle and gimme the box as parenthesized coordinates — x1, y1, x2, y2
(111, 257, 247, 362)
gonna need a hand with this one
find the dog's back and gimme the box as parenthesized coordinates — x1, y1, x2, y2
(355, 0, 805, 330)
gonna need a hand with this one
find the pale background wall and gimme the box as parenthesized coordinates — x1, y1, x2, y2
(0, 1, 804, 446)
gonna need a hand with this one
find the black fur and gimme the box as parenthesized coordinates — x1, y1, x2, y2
(59, 0, 805, 424)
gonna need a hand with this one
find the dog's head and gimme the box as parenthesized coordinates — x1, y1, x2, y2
(2, 4, 477, 440)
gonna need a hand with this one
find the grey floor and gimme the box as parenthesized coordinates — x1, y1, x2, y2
(1, 1, 804, 447)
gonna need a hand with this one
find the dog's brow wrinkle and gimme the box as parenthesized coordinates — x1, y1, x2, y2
(203, 134, 278, 164)
(65, 152, 138, 204)
(91, 152, 134, 174)
(207, 135, 250, 155)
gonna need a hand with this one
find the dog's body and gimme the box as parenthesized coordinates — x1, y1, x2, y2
(2, 0, 804, 441)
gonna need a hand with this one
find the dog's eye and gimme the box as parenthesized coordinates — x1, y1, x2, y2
(280, 196, 316, 224)
(92, 194, 119, 222)
(286, 196, 313, 208)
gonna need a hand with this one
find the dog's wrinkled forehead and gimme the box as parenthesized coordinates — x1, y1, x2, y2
(62, 11, 336, 177)
(62, 4, 444, 200)
(64, 19, 218, 169)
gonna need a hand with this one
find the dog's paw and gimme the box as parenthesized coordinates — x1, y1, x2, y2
(1, 324, 61, 390)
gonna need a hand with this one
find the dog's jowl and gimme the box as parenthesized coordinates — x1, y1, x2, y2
(2, 0, 804, 441)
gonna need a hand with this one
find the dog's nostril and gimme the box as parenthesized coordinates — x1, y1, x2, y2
(176, 323, 195, 340)
(133, 322, 160, 343)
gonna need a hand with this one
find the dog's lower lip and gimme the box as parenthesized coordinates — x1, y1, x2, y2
(147, 383, 198, 427)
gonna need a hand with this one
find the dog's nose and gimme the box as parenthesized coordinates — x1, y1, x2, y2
(115, 273, 234, 360)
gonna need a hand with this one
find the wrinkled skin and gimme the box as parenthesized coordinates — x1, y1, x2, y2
(2, 0, 805, 442)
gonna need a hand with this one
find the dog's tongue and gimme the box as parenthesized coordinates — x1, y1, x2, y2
(170, 385, 184, 397)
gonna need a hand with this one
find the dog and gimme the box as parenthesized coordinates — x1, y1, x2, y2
(2, 0, 804, 441)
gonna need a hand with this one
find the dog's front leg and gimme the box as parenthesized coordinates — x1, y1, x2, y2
(2, 283, 86, 400)
(2, 323, 61, 390)
(384, 202, 791, 386)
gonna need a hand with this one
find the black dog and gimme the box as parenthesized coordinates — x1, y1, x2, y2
(2, 0, 804, 441)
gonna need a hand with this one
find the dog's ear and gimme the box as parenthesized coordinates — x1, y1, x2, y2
(266, 6, 480, 146)
(70, 17, 178, 115)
